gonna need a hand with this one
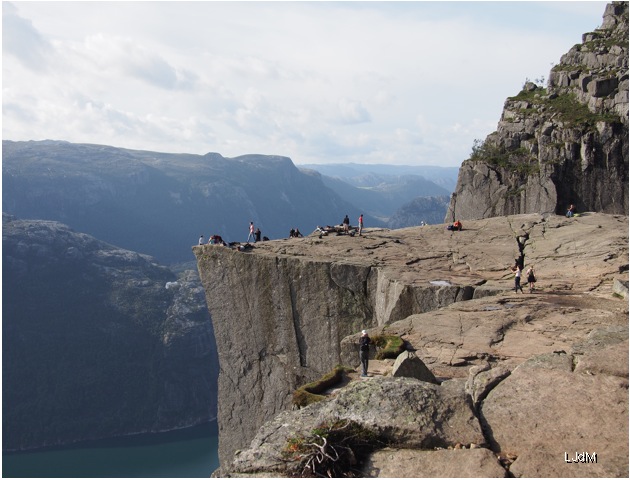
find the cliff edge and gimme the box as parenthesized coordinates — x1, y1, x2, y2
(194, 212, 628, 476)
(447, 2, 628, 221)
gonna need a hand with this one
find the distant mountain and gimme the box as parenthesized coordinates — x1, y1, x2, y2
(2, 214, 218, 451)
(387, 195, 450, 229)
(299, 163, 459, 192)
(299, 163, 456, 222)
(2, 141, 382, 264)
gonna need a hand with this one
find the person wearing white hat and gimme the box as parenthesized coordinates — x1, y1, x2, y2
(359, 330, 371, 377)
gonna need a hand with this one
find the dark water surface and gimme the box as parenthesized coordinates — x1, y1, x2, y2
(3, 421, 219, 478)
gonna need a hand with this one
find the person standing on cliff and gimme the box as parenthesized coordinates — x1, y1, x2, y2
(358, 214, 364, 236)
(526, 266, 536, 293)
(359, 330, 371, 377)
(512, 264, 524, 293)
(342, 214, 350, 233)
(247, 221, 255, 243)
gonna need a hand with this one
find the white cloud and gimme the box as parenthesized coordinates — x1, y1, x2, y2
(337, 98, 371, 125)
(2, 2, 53, 71)
(2, 1, 610, 166)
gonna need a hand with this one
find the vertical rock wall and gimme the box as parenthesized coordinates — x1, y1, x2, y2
(447, 2, 628, 221)
(195, 248, 375, 466)
(194, 245, 483, 468)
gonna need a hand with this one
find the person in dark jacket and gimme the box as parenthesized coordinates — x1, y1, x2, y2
(343, 215, 350, 233)
(359, 330, 371, 377)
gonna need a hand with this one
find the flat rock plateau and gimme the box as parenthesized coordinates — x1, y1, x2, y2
(194, 212, 628, 477)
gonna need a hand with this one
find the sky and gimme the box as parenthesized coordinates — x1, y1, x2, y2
(2, 1, 609, 167)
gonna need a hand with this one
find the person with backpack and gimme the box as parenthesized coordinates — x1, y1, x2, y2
(359, 330, 371, 377)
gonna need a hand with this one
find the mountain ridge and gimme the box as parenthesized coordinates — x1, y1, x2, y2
(3, 213, 218, 451)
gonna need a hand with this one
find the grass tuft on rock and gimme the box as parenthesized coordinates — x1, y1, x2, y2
(292, 365, 354, 408)
(371, 334, 406, 360)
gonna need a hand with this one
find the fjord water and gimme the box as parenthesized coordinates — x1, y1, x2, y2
(3, 421, 219, 478)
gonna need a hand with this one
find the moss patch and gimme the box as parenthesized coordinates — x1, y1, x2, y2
(371, 335, 406, 360)
(292, 365, 355, 408)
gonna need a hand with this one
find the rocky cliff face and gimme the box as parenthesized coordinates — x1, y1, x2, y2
(447, 2, 628, 221)
(194, 212, 628, 476)
(3, 214, 218, 451)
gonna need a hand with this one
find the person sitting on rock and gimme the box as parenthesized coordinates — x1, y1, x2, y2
(453, 220, 462, 231)
(566, 204, 575, 217)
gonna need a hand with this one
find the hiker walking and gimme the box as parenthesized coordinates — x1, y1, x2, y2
(512, 264, 524, 293)
(358, 214, 364, 236)
(526, 266, 537, 293)
(359, 330, 371, 377)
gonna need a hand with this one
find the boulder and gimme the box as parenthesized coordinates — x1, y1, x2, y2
(391, 351, 438, 384)
(226, 377, 487, 476)
(317, 377, 485, 448)
(480, 356, 629, 477)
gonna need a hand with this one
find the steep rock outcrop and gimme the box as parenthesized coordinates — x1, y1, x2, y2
(194, 212, 628, 474)
(447, 2, 628, 221)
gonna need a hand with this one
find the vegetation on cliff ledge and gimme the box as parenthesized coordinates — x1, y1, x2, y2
(468, 139, 538, 174)
(293, 365, 355, 408)
(371, 334, 406, 360)
(508, 87, 621, 130)
(283, 419, 383, 477)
